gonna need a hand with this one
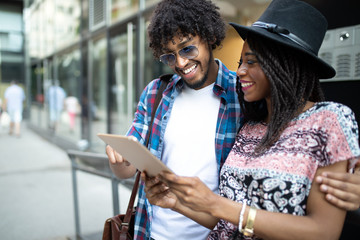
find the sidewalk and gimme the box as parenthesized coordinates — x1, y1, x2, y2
(0, 123, 131, 240)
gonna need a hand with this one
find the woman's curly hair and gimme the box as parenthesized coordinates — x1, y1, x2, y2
(236, 33, 325, 155)
(147, 0, 226, 58)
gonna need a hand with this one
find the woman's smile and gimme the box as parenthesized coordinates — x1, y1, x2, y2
(240, 80, 255, 91)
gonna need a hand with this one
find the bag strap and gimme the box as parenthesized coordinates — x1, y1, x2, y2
(144, 74, 172, 145)
(120, 74, 172, 236)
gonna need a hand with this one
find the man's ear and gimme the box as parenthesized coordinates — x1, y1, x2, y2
(209, 38, 216, 47)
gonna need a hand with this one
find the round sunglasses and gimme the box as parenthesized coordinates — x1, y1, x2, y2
(159, 45, 199, 66)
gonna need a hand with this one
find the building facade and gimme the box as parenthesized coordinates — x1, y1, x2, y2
(21, 0, 359, 152)
(22, 0, 270, 152)
(0, 0, 24, 108)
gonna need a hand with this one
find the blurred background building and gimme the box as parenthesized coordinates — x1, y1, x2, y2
(0, 0, 359, 153)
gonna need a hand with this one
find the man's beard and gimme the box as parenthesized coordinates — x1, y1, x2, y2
(184, 53, 212, 90)
(184, 70, 209, 89)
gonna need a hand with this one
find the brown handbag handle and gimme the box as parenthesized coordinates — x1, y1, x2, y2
(120, 74, 172, 238)
(119, 171, 141, 240)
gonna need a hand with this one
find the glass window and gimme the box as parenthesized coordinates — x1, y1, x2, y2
(26, 4, 41, 59)
(0, 3, 23, 52)
(109, 23, 136, 135)
(81, 44, 89, 141)
(111, 0, 139, 23)
(54, 0, 81, 50)
(145, 0, 160, 8)
(29, 65, 39, 125)
(0, 53, 24, 82)
(52, 49, 82, 142)
(90, 36, 107, 152)
(42, 59, 54, 130)
(143, 16, 172, 86)
(42, 0, 55, 56)
(29, 63, 47, 128)
(0, 32, 23, 52)
(81, 0, 89, 35)
(26, 0, 81, 59)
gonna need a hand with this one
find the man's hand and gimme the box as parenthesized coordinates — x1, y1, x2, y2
(142, 172, 177, 209)
(316, 160, 360, 211)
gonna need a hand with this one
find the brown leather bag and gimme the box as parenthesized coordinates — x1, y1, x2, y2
(102, 74, 172, 240)
(102, 172, 140, 240)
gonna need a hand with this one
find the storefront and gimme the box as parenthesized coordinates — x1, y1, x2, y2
(22, 0, 261, 152)
(22, 0, 359, 152)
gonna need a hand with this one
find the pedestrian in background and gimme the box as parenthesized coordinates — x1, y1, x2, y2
(3, 80, 25, 137)
(64, 94, 80, 132)
(47, 80, 66, 131)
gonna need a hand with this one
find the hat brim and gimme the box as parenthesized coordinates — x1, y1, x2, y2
(230, 22, 335, 79)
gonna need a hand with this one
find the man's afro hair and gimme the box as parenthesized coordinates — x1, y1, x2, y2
(147, 0, 226, 58)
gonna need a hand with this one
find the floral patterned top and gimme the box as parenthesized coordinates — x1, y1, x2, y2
(208, 102, 360, 240)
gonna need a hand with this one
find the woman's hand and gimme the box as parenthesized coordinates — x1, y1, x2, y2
(142, 172, 177, 209)
(144, 172, 221, 229)
(160, 172, 218, 214)
(316, 159, 360, 211)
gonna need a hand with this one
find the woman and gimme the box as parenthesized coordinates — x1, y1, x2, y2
(143, 0, 360, 239)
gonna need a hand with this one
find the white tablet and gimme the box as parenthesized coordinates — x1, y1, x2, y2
(97, 133, 173, 177)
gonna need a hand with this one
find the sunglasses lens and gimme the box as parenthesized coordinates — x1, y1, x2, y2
(160, 45, 198, 66)
(160, 54, 176, 65)
(179, 45, 198, 59)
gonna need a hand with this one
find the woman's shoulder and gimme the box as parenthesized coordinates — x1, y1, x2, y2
(312, 101, 354, 114)
(296, 101, 358, 135)
(305, 101, 354, 121)
(309, 102, 360, 165)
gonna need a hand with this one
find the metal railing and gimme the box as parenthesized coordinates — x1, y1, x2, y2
(67, 149, 135, 240)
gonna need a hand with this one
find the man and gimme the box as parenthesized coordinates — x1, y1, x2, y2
(316, 165, 360, 211)
(106, 0, 360, 239)
(47, 80, 66, 131)
(108, 1, 239, 239)
(3, 80, 25, 137)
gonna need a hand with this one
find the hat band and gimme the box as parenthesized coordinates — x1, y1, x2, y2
(252, 21, 315, 55)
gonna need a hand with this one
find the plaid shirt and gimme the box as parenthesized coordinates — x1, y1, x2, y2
(126, 59, 241, 239)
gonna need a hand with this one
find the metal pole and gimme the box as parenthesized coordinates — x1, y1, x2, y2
(70, 155, 81, 239)
(111, 175, 120, 215)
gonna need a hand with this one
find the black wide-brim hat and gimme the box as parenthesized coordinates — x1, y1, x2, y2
(230, 0, 336, 79)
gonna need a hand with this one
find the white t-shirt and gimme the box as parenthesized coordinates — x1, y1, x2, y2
(65, 96, 79, 113)
(4, 84, 25, 112)
(151, 83, 220, 240)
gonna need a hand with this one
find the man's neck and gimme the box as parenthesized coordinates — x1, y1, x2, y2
(201, 59, 219, 89)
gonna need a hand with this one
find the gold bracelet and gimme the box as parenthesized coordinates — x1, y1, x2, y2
(243, 206, 257, 237)
(238, 199, 247, 233)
